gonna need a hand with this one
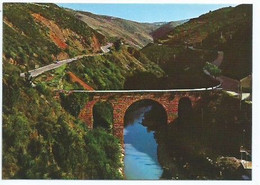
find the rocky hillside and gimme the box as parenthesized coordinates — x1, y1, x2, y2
(72, 10, 159, 48)
(142, 4, 252, 80)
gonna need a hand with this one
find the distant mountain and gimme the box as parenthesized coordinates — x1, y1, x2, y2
(151, 19, 189, 41)
(150, 22, 168, 26)
(72, 10, 160, 48)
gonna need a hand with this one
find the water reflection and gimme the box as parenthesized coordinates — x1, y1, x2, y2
(124, 106, 163, 180)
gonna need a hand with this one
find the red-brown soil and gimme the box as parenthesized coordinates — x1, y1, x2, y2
(68, 72, 94, 91)
(91, 35, 101, 53)
(32, 13, 68, 49)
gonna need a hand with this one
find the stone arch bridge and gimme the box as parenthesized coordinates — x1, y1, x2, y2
(69, 87, 220, 143)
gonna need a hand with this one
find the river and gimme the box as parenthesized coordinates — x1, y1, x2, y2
(124, 106, 163, 180)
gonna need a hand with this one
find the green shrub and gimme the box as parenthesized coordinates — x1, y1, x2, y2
(36, 83, 50, 96)
(204, 62, 222, 77)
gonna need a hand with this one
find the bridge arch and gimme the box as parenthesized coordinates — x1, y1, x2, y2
(124, 99, 168, 130)
(93, 101, 113, 131)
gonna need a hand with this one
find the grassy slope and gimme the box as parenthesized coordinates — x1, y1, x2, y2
(41, 46, 164, 91)
(141, 42, 219, 88)
(3, 3, 164, 90)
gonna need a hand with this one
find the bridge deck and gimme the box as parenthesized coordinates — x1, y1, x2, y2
(61, 84, 222, 93)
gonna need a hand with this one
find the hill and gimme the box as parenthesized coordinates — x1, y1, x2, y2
(143, 4, 252, 80)
(144, 5, 252, 79)
(3, 3, 107, 70)
(73, 10, 159, 48)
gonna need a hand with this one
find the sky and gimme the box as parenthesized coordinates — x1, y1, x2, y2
(57, 3, 236, 23)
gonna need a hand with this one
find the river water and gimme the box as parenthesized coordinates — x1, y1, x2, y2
(124, 106, 163, 180)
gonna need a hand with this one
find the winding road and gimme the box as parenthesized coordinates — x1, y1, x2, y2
(20, 43, 113, 78)
(21, 55, 82, 78)
(21, 43, 242, 95)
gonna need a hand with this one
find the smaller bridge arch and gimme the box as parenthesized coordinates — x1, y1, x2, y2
(93, 101, 113, 130)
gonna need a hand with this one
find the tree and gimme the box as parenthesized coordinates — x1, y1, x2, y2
(124, 71, 160, 90)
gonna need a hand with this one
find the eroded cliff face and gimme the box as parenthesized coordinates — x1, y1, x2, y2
(91, 34, 101, 53)
(32, 13, 68, 49)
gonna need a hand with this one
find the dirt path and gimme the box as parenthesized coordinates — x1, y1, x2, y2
(68, 72, 94, 91)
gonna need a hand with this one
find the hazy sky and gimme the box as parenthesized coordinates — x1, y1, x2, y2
(58, 3, 236, 23)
